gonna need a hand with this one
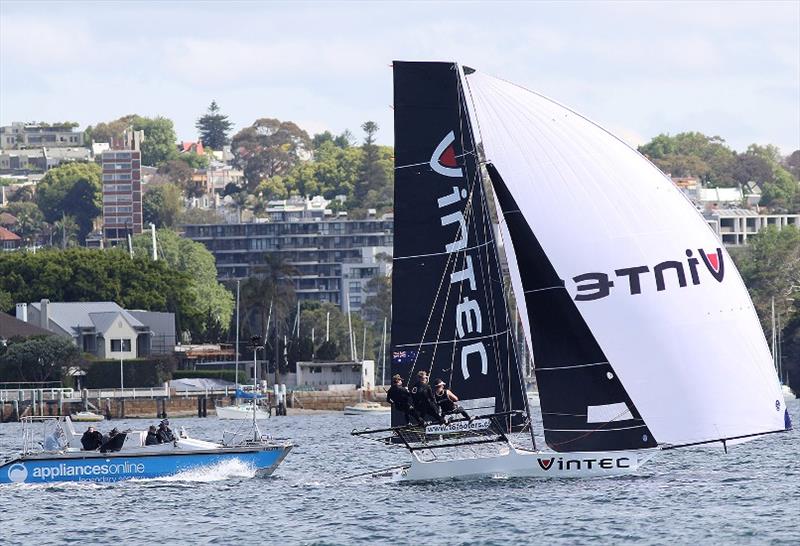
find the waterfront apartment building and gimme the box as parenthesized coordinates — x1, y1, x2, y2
(704, 208, 800, 246)
(183, 216, 393, 311)
(101, 150, 142, 244)
(0, 122, 83, 149)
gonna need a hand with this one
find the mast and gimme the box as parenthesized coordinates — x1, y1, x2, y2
(235, 279, 240, 389)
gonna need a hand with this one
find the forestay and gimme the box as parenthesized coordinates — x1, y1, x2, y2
(464, 70, 789, 448)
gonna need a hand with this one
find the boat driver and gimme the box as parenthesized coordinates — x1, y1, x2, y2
(157, 419, 176, 443)
(81, 426, 103, 451)
(433, 379, 471, 421)
(386, 374, 423, 425)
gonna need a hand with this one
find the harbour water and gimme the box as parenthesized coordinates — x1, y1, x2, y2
(1, 398, 798, 545)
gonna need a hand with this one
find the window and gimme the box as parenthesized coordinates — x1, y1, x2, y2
(110, 339, 132, 352)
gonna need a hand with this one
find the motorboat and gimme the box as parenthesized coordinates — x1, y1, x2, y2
(216, 402, 271, 420)
(71, 411, 105, 422)
(0, 416, 292, 484)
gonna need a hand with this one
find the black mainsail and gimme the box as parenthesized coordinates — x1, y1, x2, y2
(391, 61, 528, 431)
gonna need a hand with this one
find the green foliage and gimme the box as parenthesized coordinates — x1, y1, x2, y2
(84, 356, 177, 388)
(132, 229, 234, 341)
(0, 289, 12, 312)
(3, 202, 45, 243)
(0, 335, 83, 383)
(143, 183, 183, 228)
(133, 116, 179, 167)
(196, 101, 233, 150)
(239, 254, 297, 343)
(638, 132, 735, 186)
(0, 247, 198, 333)
(172, 369, 247, 385)
(178, 152, 209, 170)
(178, 207, 224, 225)
(35, 162, 101, 243)
(86, 114, 139, 144)
(231, 118, 311, 190)
(156, 159, 198, 196)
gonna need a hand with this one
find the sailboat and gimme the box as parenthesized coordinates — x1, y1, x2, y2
(217, 280, 270, 420)
(352, 61, 792, 482)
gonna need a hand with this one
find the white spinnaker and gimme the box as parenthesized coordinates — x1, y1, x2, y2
(466, 71, 785, 446)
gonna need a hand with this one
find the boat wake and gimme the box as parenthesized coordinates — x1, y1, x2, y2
(133, 459, 257, 483)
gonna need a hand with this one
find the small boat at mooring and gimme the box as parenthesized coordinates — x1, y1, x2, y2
(0, 416, 292, 484)
(344, 402, 391, 415)
(71, 411, 105, 422)
(352, 61, 791, 482)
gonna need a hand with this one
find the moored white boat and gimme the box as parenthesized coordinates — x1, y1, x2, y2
(216, 402, 270, 420)
(344, 402, 391, 415)
(71, 411, 104, 422)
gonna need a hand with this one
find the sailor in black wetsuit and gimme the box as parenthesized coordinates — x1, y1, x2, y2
(386, 374, 423, 425)
(433, 379, 471, 421)
(80, 426, 103, 451)
(409, 371, 443, 424)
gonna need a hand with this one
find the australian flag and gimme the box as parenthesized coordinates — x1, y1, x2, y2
(392, 349, 418, 366)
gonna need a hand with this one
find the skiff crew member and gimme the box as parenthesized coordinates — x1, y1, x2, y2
(157, 419, 175, 443)
(145, 425, 159, 446)
(81, 426, 103, 451)
(410, 371, 443, 424)
(433, 379, 471, 421)
(386, 374, 423, 425)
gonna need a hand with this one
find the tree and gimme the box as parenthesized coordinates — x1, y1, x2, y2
(784, 150, 800, 180)
(231, 118, 311, 190)
(3, 202, 46, 245)
(239, 254, 298, 347)
(638, 132, 735, 186)
(143, 183, 183, 228)
(35, 162, 102, 243)
(85, 114, 139, 144)
(52, 214, 80, 249)
(0, 335, 83, 383)
(133, 116, 179, 167)
(156, 159, 202, 196)
(132, 229, 234, 342)
(196, 101, 233, 150)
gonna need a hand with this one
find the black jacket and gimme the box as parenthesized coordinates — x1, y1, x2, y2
(145, 432, 160, 446)
(387, 384, 413, 410)
(157, 426, 175, 443)
(80, 430, 103, 451)
(410, 380, 438, 416)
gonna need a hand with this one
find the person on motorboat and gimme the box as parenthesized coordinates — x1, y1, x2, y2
(99, 427, 126, 453)
(81, 426, 103, 451)
(433, 379, 471, 421)
(145, 425, 159, 446)
(410, 371, 443, 424)
(157, 419, 175, 443)
(387, 374, 423, 425)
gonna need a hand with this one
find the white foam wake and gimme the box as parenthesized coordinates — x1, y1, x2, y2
(135, 459, 257, 483)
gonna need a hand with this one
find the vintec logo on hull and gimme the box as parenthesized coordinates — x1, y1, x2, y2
(536, 456, 631, 471)
(573, 248, 725, 301)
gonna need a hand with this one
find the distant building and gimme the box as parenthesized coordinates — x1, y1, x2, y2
(0, 311, 54, 343)
(0, 122, 84, 150)
(704, 208, 800, 246)
(183, 213, 393, 310)
(101, 130, 143, 245)
(15, 300, 175, 358)
(0, 226, 21, 251)
(0, 147, 91, 174)
(295, 359, 375, 389)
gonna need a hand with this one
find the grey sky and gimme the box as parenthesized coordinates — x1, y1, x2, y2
(1, 1, 798, 153)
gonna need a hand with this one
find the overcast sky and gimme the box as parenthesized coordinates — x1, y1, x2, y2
(1, 1, 798, 153)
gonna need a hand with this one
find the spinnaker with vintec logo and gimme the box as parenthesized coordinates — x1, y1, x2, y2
(351, 61, 791, 482)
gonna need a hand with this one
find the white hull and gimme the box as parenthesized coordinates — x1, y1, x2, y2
(388, 446, 656, 482)
(71, 412, 104, 422)
(216, 404, 270, 420)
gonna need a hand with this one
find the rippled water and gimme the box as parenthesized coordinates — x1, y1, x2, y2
(1, 399, 798, 545)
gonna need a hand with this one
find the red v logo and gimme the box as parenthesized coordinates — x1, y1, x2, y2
(537, 458, 554, 470)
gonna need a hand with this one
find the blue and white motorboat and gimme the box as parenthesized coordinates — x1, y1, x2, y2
(0, 416, 292, 484)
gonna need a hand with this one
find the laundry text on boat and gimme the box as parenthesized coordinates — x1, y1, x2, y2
(573, 248, 725, 301)
(432, 130, 488, 381)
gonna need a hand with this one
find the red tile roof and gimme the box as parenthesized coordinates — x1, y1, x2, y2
(0, 226, 21, 241)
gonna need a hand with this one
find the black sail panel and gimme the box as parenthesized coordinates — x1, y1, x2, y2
(486, 163, 658, 452)
(391, 61, 527, 431)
